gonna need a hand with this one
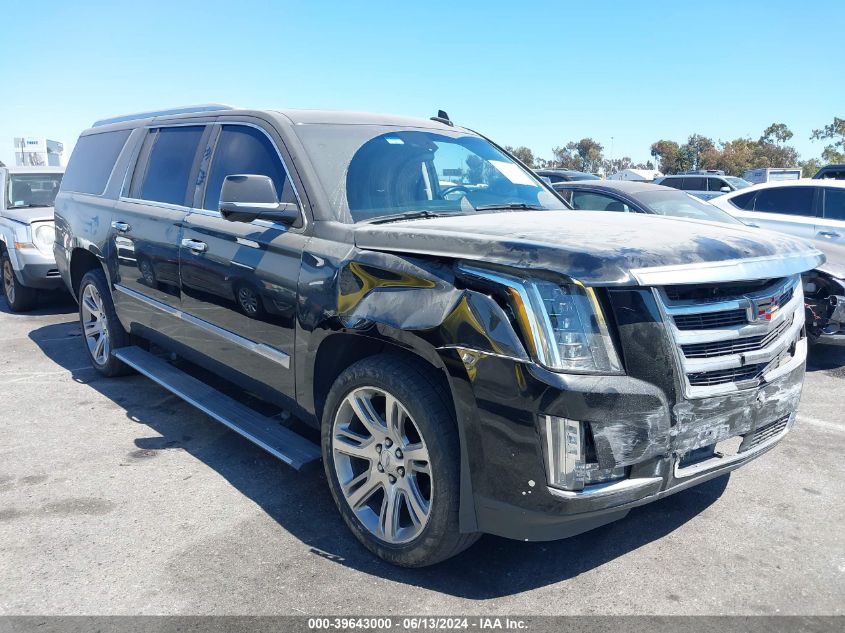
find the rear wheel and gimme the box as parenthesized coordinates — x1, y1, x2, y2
(322, 355, 479, 567)
(1, 251, 38, 312)
(78, 268, 132, 377)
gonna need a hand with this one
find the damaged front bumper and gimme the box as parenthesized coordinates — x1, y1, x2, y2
(451, 337, 806, 542)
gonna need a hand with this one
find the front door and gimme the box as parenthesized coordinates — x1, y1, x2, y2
(178, 123, 305, 398)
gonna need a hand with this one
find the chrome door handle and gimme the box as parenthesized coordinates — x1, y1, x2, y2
(818, 231, 840, 238)
(111, 221, 130, 232)
(181, 238, 208, 253)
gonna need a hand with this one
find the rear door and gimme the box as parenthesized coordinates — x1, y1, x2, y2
(738, 186, 819, 240)
(817, 186, 845, 247)
(178, 121, 306, 398)
(112, 125, 207, 310)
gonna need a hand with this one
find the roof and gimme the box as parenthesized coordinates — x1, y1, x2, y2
(738, 178, 845, 192)
(90, 104, 458, 133)
(553, 180, 674, 194)
(1, 166, 65, 174)
(272, 109, 457, 130)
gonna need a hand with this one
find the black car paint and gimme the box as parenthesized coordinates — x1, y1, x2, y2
(55, 110, 818, 542)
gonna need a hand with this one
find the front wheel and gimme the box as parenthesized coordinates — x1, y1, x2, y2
(78, 268, 132, 377)
(322, 355, 479, 567)
(1, 250, 38, 312)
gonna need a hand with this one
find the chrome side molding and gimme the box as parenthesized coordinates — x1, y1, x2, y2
(114, 284, 290, 369)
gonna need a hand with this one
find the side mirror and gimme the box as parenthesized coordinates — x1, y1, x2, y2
(219, 174, 300, 225)
(720, 186, 731, 193)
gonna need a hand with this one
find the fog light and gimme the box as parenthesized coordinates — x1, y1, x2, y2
(543, 415, 586, 491)
(543, 415, 627, 491)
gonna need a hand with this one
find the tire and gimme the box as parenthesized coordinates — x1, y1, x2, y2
(321, 355, 479, 567)
(1, 250, 38, 312)
(78, 268, 133, 377)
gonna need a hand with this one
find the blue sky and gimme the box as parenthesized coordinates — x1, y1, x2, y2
(1, 0, 842, 167)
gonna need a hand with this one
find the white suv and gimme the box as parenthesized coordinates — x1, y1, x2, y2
(711, 179, 845, 344)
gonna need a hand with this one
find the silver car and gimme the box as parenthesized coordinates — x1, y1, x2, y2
(0, 166, 65, 311)
(711, 179, 845, 345)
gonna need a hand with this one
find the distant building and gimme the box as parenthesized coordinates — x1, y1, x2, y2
(607, 168, 663, 182)
(13, 137, 65, 167)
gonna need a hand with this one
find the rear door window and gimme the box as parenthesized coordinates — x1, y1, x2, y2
(822, 187, 845, 220)
(61, 130, 131, 195)
(752, 187, 815, 216)
(136, 126, 205, 206)
(682, 177, 706, 191)
(661, 178, 683, 190)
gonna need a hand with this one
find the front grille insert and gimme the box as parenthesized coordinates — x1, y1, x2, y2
(665, 277, 784, 302)
(687, 362, 767, 386)
(741, 415, 790, 452)
(674, 309, 747, 331)
(681, 315, 793, 358)
(656, 275, 804, 397)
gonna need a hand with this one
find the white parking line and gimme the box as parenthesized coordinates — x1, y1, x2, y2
(798, 415, 845, 434)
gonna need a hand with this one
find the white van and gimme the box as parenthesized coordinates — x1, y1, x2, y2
(742, 168, 802, 185)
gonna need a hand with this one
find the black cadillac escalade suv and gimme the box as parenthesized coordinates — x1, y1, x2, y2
(55, 105, 823, 567)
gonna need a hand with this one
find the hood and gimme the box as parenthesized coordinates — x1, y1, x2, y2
(2, 206, 55, 225)
(353, 211, 825, 286)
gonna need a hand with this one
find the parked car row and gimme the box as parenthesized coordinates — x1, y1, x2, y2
(0, 105, 830, 568)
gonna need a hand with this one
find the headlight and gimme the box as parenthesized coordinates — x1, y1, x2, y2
(33, 223, 56, 254)
(459, 265, 622, 374)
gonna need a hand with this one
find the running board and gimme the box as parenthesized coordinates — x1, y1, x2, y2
(114, 346, 321, 470)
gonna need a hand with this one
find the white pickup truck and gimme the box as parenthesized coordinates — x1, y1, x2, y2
(0, 166, 65, 311)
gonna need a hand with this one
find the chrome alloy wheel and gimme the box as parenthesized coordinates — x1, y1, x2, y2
(332, 386, 433, 544)
(81, 284, 110, 365)
(3, 258, 15, 304)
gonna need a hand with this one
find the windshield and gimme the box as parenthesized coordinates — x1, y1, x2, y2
(294, 125, 566, 222)
(725, 177, 751, 189)
(636, 190, 743, 224)
(6, 173, 64, 209)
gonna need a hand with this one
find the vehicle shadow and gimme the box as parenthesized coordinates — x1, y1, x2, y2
(806, 343, 845, 373)
(30, 322, 728, 599)
(0, 288, 76, 316)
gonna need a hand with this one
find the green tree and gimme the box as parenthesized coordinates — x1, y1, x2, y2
(811, 117, 845, 164)
(800, 158, 823, 178)
(760, 122, 794, 144)
(680, 134, 718, 171)
(650, 140, 682, 174)
(551, 138, 605, 173)
(504, 145, 535, 168)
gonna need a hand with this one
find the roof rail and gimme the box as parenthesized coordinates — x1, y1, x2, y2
(92, 104, 235, 127)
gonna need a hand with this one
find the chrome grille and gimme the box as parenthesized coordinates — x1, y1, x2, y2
(655, 275, 806, 398)
(674, 309, 746, 330)
(681, 315, 793, 358)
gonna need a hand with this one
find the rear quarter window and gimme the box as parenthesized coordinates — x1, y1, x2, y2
(61, 130, 131, 195)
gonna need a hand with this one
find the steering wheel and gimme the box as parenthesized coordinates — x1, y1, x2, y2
(440, 185, 471, 199)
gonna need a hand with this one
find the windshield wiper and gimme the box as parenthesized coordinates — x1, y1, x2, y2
(367, 210, 446, 224)
(473, 203, 546, 212)
(8, 203, 47, 209)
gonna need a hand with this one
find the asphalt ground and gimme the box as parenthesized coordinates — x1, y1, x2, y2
(1, 290, 843, 616)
